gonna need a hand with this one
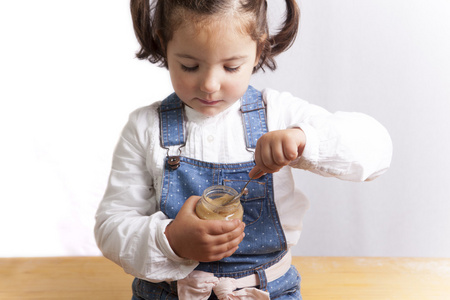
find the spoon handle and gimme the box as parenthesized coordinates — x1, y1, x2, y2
(222, 170, 263, 206)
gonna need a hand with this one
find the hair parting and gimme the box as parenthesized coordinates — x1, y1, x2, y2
(130, 0, 300, 72)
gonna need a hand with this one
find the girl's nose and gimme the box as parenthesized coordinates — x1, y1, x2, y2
(200, 70, 220, 94)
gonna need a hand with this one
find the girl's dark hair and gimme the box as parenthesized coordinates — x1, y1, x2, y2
(130, 0, 300, 72)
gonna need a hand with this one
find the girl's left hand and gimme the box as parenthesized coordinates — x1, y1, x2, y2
(164, 196, 246, 262)
(249, 128, 306, 178)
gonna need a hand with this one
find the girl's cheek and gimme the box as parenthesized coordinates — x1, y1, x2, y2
(179, 74, 195, 86)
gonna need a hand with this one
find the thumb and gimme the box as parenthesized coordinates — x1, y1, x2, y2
(180, 195, 201, 213)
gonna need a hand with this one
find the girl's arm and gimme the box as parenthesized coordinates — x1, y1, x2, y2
(261, 89, 393, 181)
(94, 107, 198, 282)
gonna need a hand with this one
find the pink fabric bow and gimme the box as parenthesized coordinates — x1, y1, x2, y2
(177, 270, 270, 300)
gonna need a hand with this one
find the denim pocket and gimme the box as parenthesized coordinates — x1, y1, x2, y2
(223, 179, 266, 225)
(132, 278, 177, 300)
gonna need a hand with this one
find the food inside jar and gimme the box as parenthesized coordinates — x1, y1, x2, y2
(195, 194, 243, 221)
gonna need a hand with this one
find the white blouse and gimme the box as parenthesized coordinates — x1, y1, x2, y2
(94, 88, 392, 282)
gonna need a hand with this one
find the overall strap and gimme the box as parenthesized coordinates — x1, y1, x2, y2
(159, 86, 266, 149)
(240, 86, 268, 149)
(159, 93, 185, 148)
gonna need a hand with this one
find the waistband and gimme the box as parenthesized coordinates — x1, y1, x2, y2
(233, 249, 292, 288)
(176, 250, 292, 299)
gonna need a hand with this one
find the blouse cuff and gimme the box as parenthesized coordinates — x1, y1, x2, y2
(288, 122, 319, 170)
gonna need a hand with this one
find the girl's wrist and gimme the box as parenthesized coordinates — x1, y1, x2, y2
(164, 221, 182, 258)
(288, 127, 306, 157)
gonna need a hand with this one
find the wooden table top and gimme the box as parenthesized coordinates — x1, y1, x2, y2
(1, 256, 449, 299)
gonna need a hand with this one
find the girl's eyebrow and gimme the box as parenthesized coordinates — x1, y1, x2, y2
(175, 53, 248, 62)
(175, 54, 198, 60)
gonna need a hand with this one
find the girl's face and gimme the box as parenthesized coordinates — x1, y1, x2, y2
(166, 17, 259, 117)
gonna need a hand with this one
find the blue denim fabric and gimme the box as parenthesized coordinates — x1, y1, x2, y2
(132, 279, 177, 300)
(132, 86, 299, 299)
(160, 158, 287, 274)
(159, 93, 185, 147)
(267, 266, 302, 299)
(239, 86, 269, 149)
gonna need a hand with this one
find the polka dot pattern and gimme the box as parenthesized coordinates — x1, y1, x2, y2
(159, 86, 287, 278)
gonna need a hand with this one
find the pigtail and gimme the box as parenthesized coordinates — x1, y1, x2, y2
(270, 0, 300, 56)
(130, 0, 166, 66)
(257, 0, 300, 71)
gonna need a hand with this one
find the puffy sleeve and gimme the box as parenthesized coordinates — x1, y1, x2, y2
(94, 105, 198, 282)
(264, 89, 393, 181)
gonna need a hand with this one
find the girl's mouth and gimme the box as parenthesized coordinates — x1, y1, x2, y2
(198, 98, 221, 105)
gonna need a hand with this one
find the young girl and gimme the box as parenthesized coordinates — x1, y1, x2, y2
(95, 0, 392, 299)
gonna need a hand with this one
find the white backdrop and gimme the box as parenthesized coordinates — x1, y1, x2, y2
(1, 0, 449, 258)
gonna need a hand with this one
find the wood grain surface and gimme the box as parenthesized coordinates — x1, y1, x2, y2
(1, 256, 449, 299)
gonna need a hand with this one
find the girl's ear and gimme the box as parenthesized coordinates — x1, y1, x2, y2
(254, 50, 260, 67)
(254, 33, 268, 67)
(156, 30, 170, 69)
(156, 30, 166, 53)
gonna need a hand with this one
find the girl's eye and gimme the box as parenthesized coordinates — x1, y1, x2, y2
(181, 65, 198, 72)
(225, 66, 240, 73)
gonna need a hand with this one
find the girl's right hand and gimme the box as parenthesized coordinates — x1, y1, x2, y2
(249, 128, 306, 178)
(164, 196, 246, 262)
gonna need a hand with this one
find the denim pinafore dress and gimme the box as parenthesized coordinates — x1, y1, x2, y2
(132, 86, 300, 299)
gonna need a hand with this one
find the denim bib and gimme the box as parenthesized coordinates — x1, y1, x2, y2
(159, 86, 287, 279)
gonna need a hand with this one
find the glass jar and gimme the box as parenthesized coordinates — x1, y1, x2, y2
(195, 185, 243, 221)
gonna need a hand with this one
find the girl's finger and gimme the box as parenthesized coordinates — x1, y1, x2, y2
(208, 233, 245, 260)
(208, 223, 245, 245)
(204, 219, 243, 236)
